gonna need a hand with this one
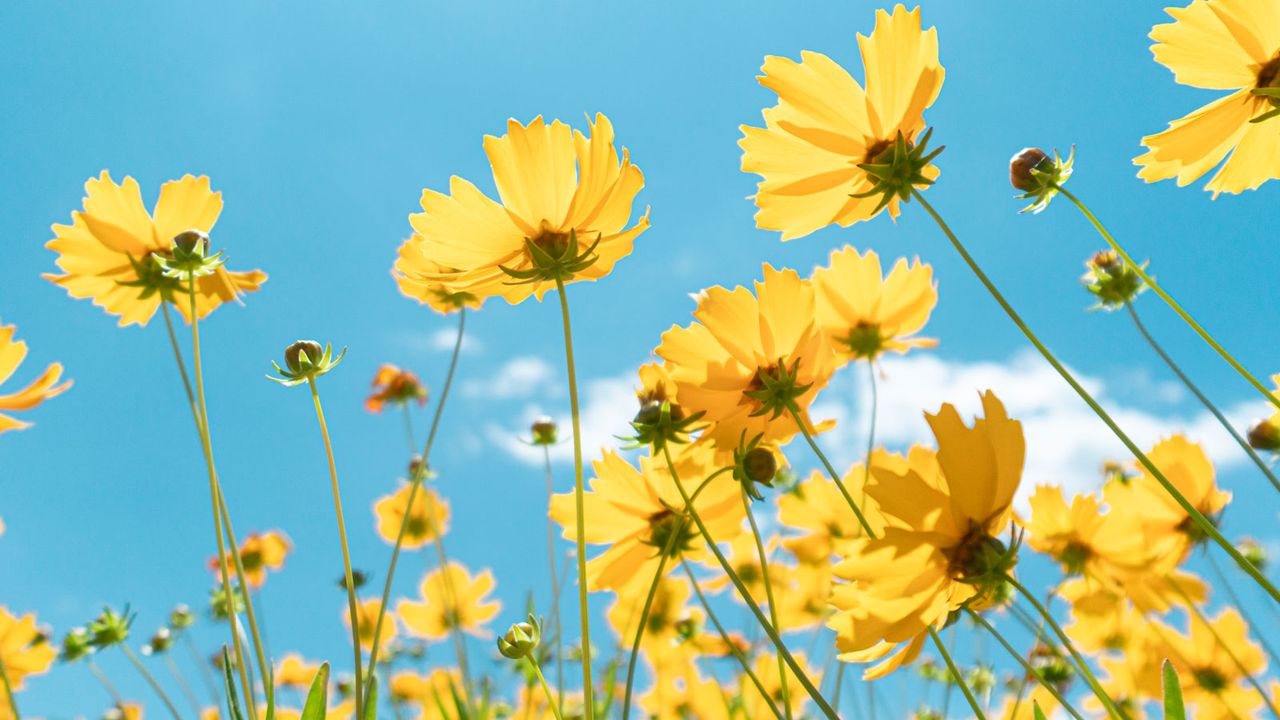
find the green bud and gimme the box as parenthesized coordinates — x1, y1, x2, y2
(269, 340, 346, 387)
(1238, 537, 1268, 572)
(88, 607, 133, 648)
(1010, 145, 1073, 214)
(172, 229, 210, 256)
(1009, 148, 1050, 192)
(153, 229, 226, 279)
(1081, 250, 1146, 310)
(497, 614, 542, 660)
(286, 340, 325, 374)
(61, 627, 93, 663)
(169, 604, 196, 630)
(531, 416, 558, 446)
(1248, 419, 1280, 452)
(142, 627, 173, 656)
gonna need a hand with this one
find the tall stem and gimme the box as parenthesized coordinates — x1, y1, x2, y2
(363, 308, 467, 703)
(1125, 301, 1280, 493)
(531, 658, 566, 720)
(185, 283, 257, 718)
(183, 633, 219, 705)
(741, 487, 793, 719)
(553, 276, 594, 718)
(620, 540, 677, 720)
(913, 189, 1280, 604)
(87, 658, 127, 707)
(0, 654, 19, 720)
(165, 653, 205, 717)
(1203, 548, 1280, 670)
(681, 560, 783, 720)
(306, 377, 364, 716)
(784, 402, 875, 537)
(543, 444, 564, 704)
(661, 445, 838, 719)
(860, 361, 879, 515)
(1057, 186, 1280, 413)
(927, 627, 985, 720)
(966, 609, 1084, 720)
(431, 528, 475, 708)
(120, 644, 183, 720)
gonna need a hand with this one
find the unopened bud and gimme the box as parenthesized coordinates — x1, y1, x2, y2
(1239, 537, 1269, 571)
(1010, 148, 1051, 192)
(172, 229, 210, 256)
(1248, 419, 1280, 452)
(61, 627, 93, 663)
(497, 614, 543, 660)
(143, 627, 173, 655)
(285, 340, 325, 375)
(531, 416, 558, 446)
(169, 604, 196, 630)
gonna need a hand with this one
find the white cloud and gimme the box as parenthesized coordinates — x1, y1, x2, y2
(463, 356, 558, 400)
(485, 371, 638, 465)
(429, 327, 482, 353)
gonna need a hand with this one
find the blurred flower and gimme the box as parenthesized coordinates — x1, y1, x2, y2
(366, 364, 428, 413)
(0, 607, 56, 689)
(1134, 0, 1280, 194)
(398, 562, 501, 640)
(657, 264, 837, 452)
(342, 598, 397, 653)
(209, 530, 292, 590)
(275, 653, 322, 689)
(739, 5, 944, 239)
(778, 451, 901, 563)
(0, 323, 71, 435)
(1164, 608, 1268, 719)
(373, 483, 450, 548)
(391, 247, 485, 315)
(1081, 250, 1147, 310)
(44, 172, 267, 326)
(1023, 485, 1150, 577)
(811, 247, 937, 363)
(743, 650, 820, 719)
(400, 114, 648, 304)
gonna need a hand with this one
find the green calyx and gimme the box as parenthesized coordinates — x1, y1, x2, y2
(1081, 250, 1147, 310)
(1249, 57, 1280, 123)
(119, 252, 186, 303)
(154, 229, 227, 279)
(500, 227, 601, 284)
(839, 321, 885, 359)
(853, 128, 944, 215)
(744, 357, 813, 421)
(624, 398, 704, 451)
(88, 606, 134, 648)
(1011, 146, 1073, 214)
(60, 627, 93, 662)
(497, 613, 542, 660)
(268, 340, 347, 387)
(644, 507, 696, 558)
(732, 432, 778, 502)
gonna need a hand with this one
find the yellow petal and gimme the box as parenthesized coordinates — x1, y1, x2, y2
(152, 175, 223, 245)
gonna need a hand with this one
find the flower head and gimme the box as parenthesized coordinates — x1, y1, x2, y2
(342, 598, 396, 653)
(1081, 250, 1148, 310)
(0, 324, 71, 435)
(400, 114, 648, 304)
(44, 172, 267, 326)
(1134, 0, 1280, 194)
(656, 264, 837, 452)
(739, 5, 944, 239)
(812, 247, 937, 363)
(1009, 146, 1074, 214)
(1023, 485, 1150, 578)
(627, 362, 704, 451)
(397, 562, 501, 640)
(373, 483, 450, 549)
(268, 340, 346, 387)
(496, 614, 542, 660)
(209, 530, 292, 590)
(530, 416, 558, 446)
(1, 607, 56, 690)
(88, 606, 133, 648)
(391, 243, 485, 315)
(365, 364, 428, 413)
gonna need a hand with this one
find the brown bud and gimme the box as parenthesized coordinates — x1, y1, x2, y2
(1010, 148, 1050, 192)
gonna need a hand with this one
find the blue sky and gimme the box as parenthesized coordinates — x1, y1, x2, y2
(2, 0, 1279, 716)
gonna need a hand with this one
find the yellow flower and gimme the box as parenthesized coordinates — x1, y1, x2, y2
(739, 4, 944, 239)
(639, 663, 731, 720)
(402, 114, 648, 304)
(1023, 485, 1150, 578)
(373, 482, 450, 548)
(209, 530, 291, 590)
(1164, 608, 1267, 719)
(398, 562, 500, 640)
(549, 444, 742, 593)
(391, 669, 467, 720)
(991, 684, 1062, 720)
(343, 597, 397, 653)
(829, 392, 1024, 679)
(365, 364, 428, 413)
(812, 247, 937, 362)
(0, 324, 71, 434)
(1135, 0, 1280, 194)
(274, 653, 322, 689)
(743, 650, 821, 719)
(606, 576, 701, 674)
(44, 172, 267, 326)
(1060, 573, 1207, 654)
(778, 450, 906, 563)
(0, 607, 56, 690)
(656, 264, 837, 452)
(392, 243, 485, 315)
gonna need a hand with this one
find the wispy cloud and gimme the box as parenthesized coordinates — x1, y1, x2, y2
(463, 356, 559, 400)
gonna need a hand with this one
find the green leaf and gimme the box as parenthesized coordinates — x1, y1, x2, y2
(362, 668, 378, 720)
(1032, 701, 1048, 720)
(1163, 660, 1187, 720)
(301, 662, 331, 720)
(222, 649, 246, 720)
(264, 661, 276, 720)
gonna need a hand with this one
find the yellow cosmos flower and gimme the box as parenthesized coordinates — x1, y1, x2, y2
(778, 450, 906, 563)
(549, 444, 743, 594)
(44, 172, 267, 326)
(343, 597, 397, 653)
(373, 482, 450, 548)
(1164, 608, 1267, 719)
(398, 562, 500, 640)
(402, 114, 648, 304)
(739, 4, 944, 239)
(1135, 0, 1280, 194)
(639, 663, 731, 720)
(829, 391, 1024, 679)
(0, 324, 71, 434)
(365, 364, 428, 413)
(392, 244, 485, 315)
(743, 651, 821, 719)
(607, 576, 703, 674)
(274, 653, 322, 689)
(701, 532, 789, 607)
(1060, 573, 1207, 654)
(209, 530, 291, 590)
(390, 669, 467, 720)
(656, 264, 837, 452)
(812, 247, 937, 362)
(1023, 485, 1151, 579)
(0, 607, 56, 690)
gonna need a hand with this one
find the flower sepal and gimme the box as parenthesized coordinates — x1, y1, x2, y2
(496, 613, 543, 660)
(733, 433, 779, 502)
(154, 230, 227, 280)
(268, 340, 347, 387)
(622, 399, 704, 451)
(1010, 146, 1073, 214)
(745, 357, 813, 421)
(500, 229, 602, 284)
(854, 128, 944, 214)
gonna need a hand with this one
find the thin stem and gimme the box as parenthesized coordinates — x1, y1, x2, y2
(966, 609, 1085, 720)
(183, 633, 220, 705)
(1005, 573, 1125, 719)
(940, 623, 958, 718)
(860, 361, 879, 518)
(831, 664, 846, 713)
(531, 659, 566, 720)
(165, 653, 205, 717)
(432, 529, 475, 708)
(927, 627, 985, 720)
(214, 488, 271, 701)
(680, 559, 783, 720)
(661, 445, 838, 720)
(1204, 548, 1280, 670)
(87, 658, 127, 707)
(913, 189, 1280, 605)
(0, 654, 19, 720)
(120, 644, 183, 720)
(543, 444, 564, 705)
(306, 376, 364, 716)
(620, 526, 680, 719)
(741, 487, 793, 719)
(1057, 186, 1280, 413)
(1125, 301, 1280, 493)
(363, 308, 467, 703)
(784, 402, 875, 537)
(402, 403, 417, 451)
(553, 276, 594, 718)
(1168, 579, 1280, 719)
(186, 280, 257, 719)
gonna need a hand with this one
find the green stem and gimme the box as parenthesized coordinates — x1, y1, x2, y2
(1167, 579, 1280, 719)
(1057, 186, 1280, 413)
(620, 528, 681, 719)
(927, 627, 985, 720)
(913, 189, 1280, 605)
(166, 653, 205, 718)
(185, 283, 257, 719)
(307, 377, 364, 716)
(87, 658, 127, 708)
(741, 487, 793, 719)
(1125, 301, 1280, 493)
(661, 445, 838, 719)
(680, 559, 783, 720)
(1203, 548, 1280, 671)
(940, 623, 958, 718)
(532, 659, 566, 720)
(1004, 573, 1125, 719)
(0, 654, 18, 720)
(553, 276, 594, 719)
(784, 402, 875, 537)
(860, 361, 878, 516)
(543, 444, 564, 706)
(432, 527, 475, 709)
(363, 308, 467, 703)
(183, 633, 220, 705)
(120, 644, 183, 720)
(966, 609, 1085, 720)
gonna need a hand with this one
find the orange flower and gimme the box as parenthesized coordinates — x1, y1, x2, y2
(365, 364, 428, 413)
(0, 324, 71, 435)
(209, 530, 291, 589)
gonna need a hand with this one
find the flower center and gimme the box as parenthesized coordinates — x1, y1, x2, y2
(1057, 541, 1092, 575)
(841, 321, 885, 359)
(406, 514, 429, 537)
(530, 223, 574, 261)
(646, 509, 695, 557)
(1193, 667, 1228, 693)
(240, 549, 263, 572)
(1257, 55, 1280, 112)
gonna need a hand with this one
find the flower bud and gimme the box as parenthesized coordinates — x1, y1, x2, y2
(408, 455, 427, 480)
(172, 229, 210, 256)
(1239, 537, 1269, 571)
(1081, 250, 1146, 310)
(1009, 146, 1073, 213)
(270, 340, 346, 387)
(1009, 148, 1050, 192)
(61, 627, 93, 663)
(169, 604, 196, 630)
(88, 607, 133, 648)
(497, 614, 542, 660)
(742, 448, 778, 486)
(1248, 419, 1280, 452)
(143, 627, 173, 656)
(285, 340, 325, 375)
(531, 416, 558, 446)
